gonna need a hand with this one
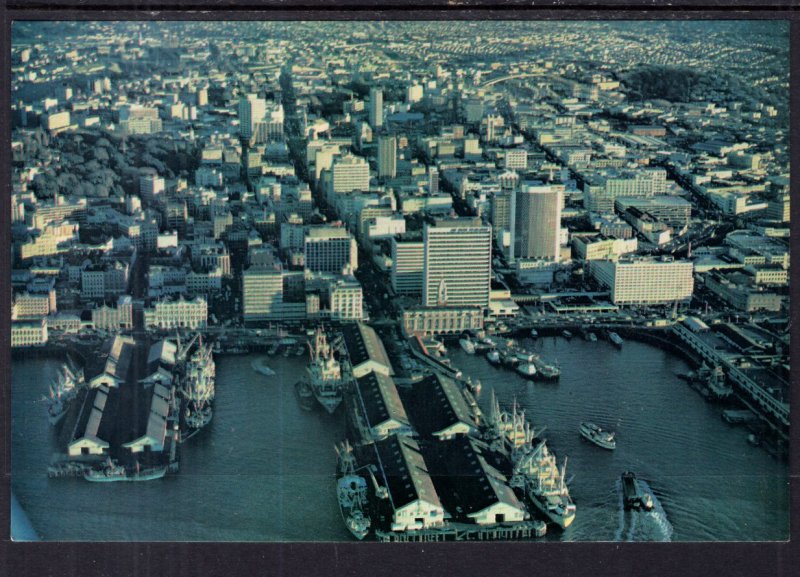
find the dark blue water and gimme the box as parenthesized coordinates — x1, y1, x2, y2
(11, 337, 789, 541)
(451, 337, 789, 542)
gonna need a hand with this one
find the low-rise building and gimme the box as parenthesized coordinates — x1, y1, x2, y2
(143, 296, 208, 330)
(11, 318, 48, 347)
(401, 306, 484, 337)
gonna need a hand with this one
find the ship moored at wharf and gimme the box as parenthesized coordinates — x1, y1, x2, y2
(46, 357, 84, 427)
(335, 440, 372, 540)
(301, 327, 349, 414)
(46, 333, 213, 482)
(333, 323, 571, 540)
(177, 334, 216, 437)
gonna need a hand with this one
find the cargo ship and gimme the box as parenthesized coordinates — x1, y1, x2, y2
(517, 442, 576, 529)
(46, 360, 83, 426)
(306, 327, 346, 414)
(180, 334, 216, 434)
(335, 441, 371, 540)
(494, 395, 575, 529)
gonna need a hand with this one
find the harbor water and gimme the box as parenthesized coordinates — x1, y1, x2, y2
(11, 338, 789, 541)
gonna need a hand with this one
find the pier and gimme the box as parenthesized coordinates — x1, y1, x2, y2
(375, 520, 546, 542)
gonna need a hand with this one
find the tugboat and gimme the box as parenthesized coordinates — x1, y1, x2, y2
(621, 471, 654, 510)
(516, 362, 537, 379)
(306, 327, 347, 414)
(335, 441, 371, 540)
(459, 335, 477, 354)
(579, 422, 616, 450)
(294, 380, 315, 411)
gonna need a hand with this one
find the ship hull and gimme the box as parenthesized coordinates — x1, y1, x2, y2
(579, 424, 616, 450)
(528, 493, 575, 529)
(527, 492, 576, 529)
(48, 408, 67, 427)
(313, 390, 342, 414)
(295, 381, 315, 410)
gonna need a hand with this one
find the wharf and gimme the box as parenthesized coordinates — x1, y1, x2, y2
(375, 520, 546, 542)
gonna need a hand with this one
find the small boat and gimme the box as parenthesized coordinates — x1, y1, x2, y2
(535, 364, 561, 380)
(621, 471, 653, 511)
(251, 359, 276, 376)
(747, 433, 761, 447)
(609, 332, 624, 347)
(586, 332, 597, 343)
(295, 380, 315, 411)
(579, 422, 616, 450)
(561, 330, 573, 340)
(465, 377, 482, 394)
(487, 349, 501, 365)
(516, 363, 537, 379)
(530, 329, 539, 339)
(459, 337, 476, 355)
(267, 343, 280, 356)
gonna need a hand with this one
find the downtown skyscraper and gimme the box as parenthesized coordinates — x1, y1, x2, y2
(513, 183, 563, 262)
(422, 218, 492, 308)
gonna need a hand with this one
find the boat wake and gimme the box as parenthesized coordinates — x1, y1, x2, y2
(614, 479, 673, 542)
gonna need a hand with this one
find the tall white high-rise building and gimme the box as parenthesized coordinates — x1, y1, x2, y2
(377, 134, 397, 179)
(369, 87, 383, 129)
(428, 167, 439, 195)
(238, 94, 266, 140)
(391, 237, 424, 295)
(423, 218, 492, 308)
(332, 154, 371, 194)
(513, 183, 563, 262)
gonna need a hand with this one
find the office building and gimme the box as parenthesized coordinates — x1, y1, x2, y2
(238, 94, 266, 141)
(423, 218, 492, 308)
(304, 226, 359, 274)
(377, 134, 397, 179)
(591, 257, 694, 305)
(513, 183, 563, 262)
(119, 105, 162, 135)
(614, 196, 692, 228)
(139, 174, 165, 203)
(391, 237, 424, 295)
(369, 87, 383, 129)
(331, 154, 371, 194)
